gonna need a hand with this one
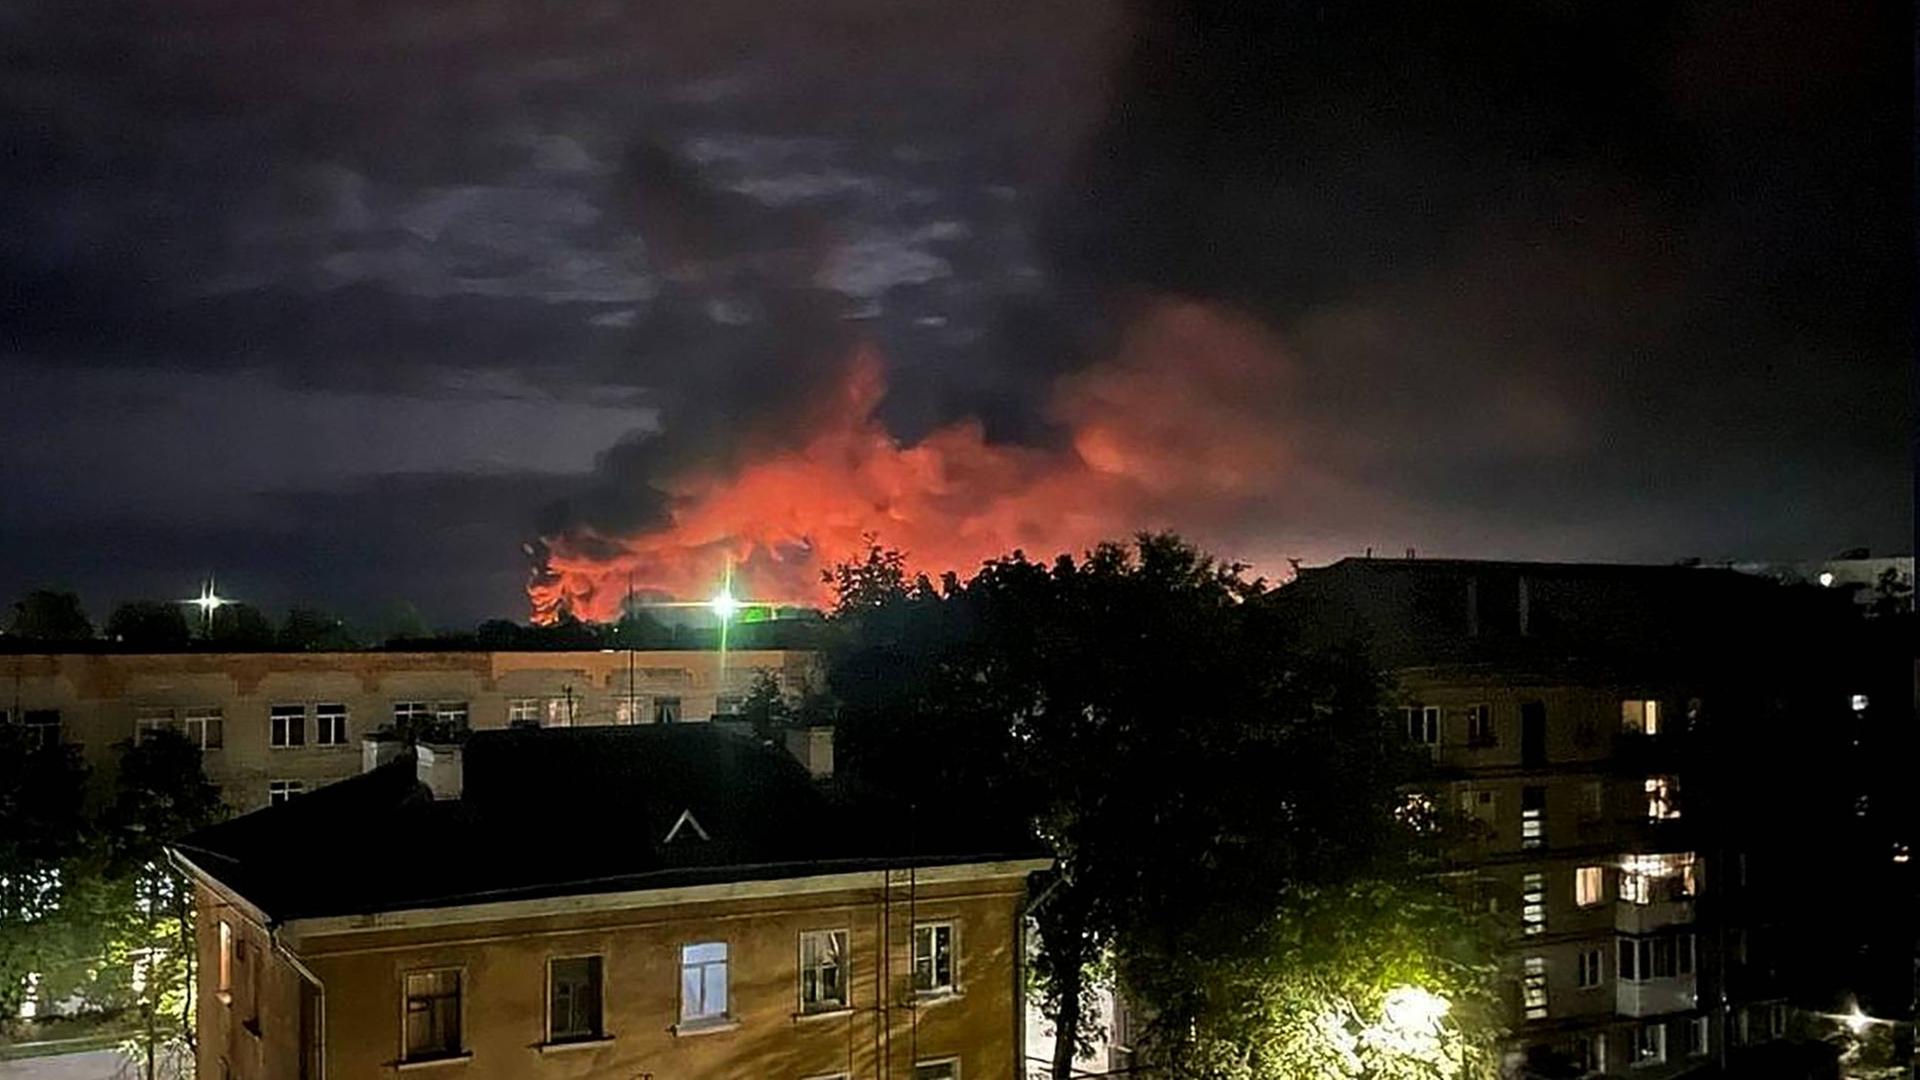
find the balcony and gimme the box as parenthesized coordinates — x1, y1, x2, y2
(1615, 897, 1694, 934)
(1616, 974, 1697, 1018)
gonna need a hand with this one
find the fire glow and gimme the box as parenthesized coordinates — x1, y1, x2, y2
(528, 302, 1296, 622)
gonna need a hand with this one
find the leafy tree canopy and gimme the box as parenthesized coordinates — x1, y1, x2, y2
(8, 589, 94, 642)
(106, 602, 193, 651)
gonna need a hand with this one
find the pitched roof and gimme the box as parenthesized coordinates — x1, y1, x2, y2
(174, 724, 1040, 923)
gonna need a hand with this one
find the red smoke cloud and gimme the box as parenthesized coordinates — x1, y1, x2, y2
(530, 301, 1296, 622)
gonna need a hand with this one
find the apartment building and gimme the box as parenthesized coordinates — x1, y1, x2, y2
(170, 723, 1049, 1080)
(1284, 557, 1863, 1078)
(0, 648, 817, 811)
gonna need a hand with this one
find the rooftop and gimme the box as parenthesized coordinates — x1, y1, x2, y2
(173, 724, 1039, 923)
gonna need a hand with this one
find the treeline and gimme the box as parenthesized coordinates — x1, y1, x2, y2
(0, 589, 827, 653)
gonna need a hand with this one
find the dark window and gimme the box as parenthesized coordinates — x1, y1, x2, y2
(1520, 702, 1547, 765)
(654, 696, 682, 724)
(315, 704, 348, 745)
(21, 710, 61, 750)
(1400, 705, 1439, 745)
(270, 705, 306, 748)
(548, 956, 602, 1042)
(1617, 938, 1637, 981)
(404, 970, 462, 1061)
(913, 923, 954, 993)
(1466, 704, 1496, 746)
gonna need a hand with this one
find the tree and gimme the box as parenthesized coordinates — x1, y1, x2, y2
(7, 589, 93, 642)
(106, 602, 193, 650)
(0, 724, 92, 1022)
(204, 602, 276, 649)
(279, 607, 360, 651)
(826, 535, 1498, 1080)
(98, 731, 226, 1078)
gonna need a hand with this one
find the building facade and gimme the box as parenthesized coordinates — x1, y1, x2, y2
(173, 724, 1048, 1080)
(1285, 557, 1865, 1078)
(1, 649, 816, 811)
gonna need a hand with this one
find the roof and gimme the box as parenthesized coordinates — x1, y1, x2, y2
(1280, 555, 1853, 672)
(174, 724, 1041, 923)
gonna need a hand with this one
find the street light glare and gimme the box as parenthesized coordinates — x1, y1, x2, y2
(709, 591, 741, 621)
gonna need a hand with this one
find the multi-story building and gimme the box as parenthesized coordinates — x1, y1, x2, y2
(1283, 556, 1863, 1078)
(170, 723, 1048, 1080)
(0, 648, 817, 810)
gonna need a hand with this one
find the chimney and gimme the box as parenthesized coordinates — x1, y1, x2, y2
(784, 726, 834, 780)
(416, 743, 464, 800)
(362, 733, 404, 774)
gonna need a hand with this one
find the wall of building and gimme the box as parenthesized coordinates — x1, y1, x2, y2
(257, 874, 1027, 1080)
(1, 650, 818, 811)
(194, 882, 311, 1080)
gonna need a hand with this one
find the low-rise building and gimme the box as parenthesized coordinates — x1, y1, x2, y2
(1, 648, 816, 810)
(171, 723, 1047, 1080)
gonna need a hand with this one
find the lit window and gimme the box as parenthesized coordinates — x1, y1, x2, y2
(1466, 704, 1495, 746)
(1645, 776, 1680, 820)
(435, 701, 469, 732)
(1400, 705, 1440, 745)
(1850, 694, 1869, 713)
(1577, 948, 1604, 989)
(547, 956, 603, 1043)
(914, 1060, 959, 1080)
(1521, 873, 1546, 935)
(715, 694, 744, 717)
(270, 704, 306, 748)
(913, 923, 954, 994)
(1620, 699, 1661, 735)
(1619, 852, 1697, 905)
(508, 698, 540, 726)
(1521, 786, 1546, 849)
(1634, 1022, 1666, 1065)
(679, 942, 729, 1023)
(267, 780, 305, 806)
(545, 697, 576, 728)
(1687, 1015, 1710, 1056)
(653, 696, 683, 725)
(403, 969, 463, 1062)
(799, 929, 849, 1013)
(315, 704, 349, 745)
(614, 696, 641, 725)
(20, 709, 61, 750)
(1575, 865, 1605, 907)
(217, 921, 233, 997)
(1522, 956, 1548, 1020)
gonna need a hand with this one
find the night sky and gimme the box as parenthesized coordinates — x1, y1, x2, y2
(3, 0, 1909, 626)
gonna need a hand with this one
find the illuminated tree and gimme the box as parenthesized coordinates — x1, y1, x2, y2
(826, 534, 1495, 1080)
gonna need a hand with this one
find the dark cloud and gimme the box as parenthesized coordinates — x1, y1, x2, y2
(0, 0, 1906, 621)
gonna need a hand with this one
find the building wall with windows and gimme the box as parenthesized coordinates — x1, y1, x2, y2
(2, 649, 817, 811)
(192, 866, 1033, 1080)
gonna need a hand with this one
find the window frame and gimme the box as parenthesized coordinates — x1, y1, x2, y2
(678, 941, 730, 1025)
(134, 706, 180, 743)
(217, 920, 233, 1001)
(269, 704, 307, 749)
(653, 696, 683, 725)
(1687, 1015, 1711, 1057)
(545, 953, 605, 1045)
(912, 921, 957, 995)
(267, 779, 305, 806)
(507, 698, 540, 726)
(1465, 703, 1496, 746)
(1574, 865, 1605, 907)
(1520, 872, 1546, 936)
(1520, 785, 1547, 849)
(1633, 1021, 1666, 1066)
(314, 703, 349, 746)
(1521, 956, 1548, 1020)
(913, 1058, 961, 1080)
(400, 966, 466, 1064)
(798, 928, 851, 1014)
(20, 709, 61, 750)
(1576, 947, 1604, 989)
(1621, 699, 1662, 736)
(1400, 704, 1440, 745)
